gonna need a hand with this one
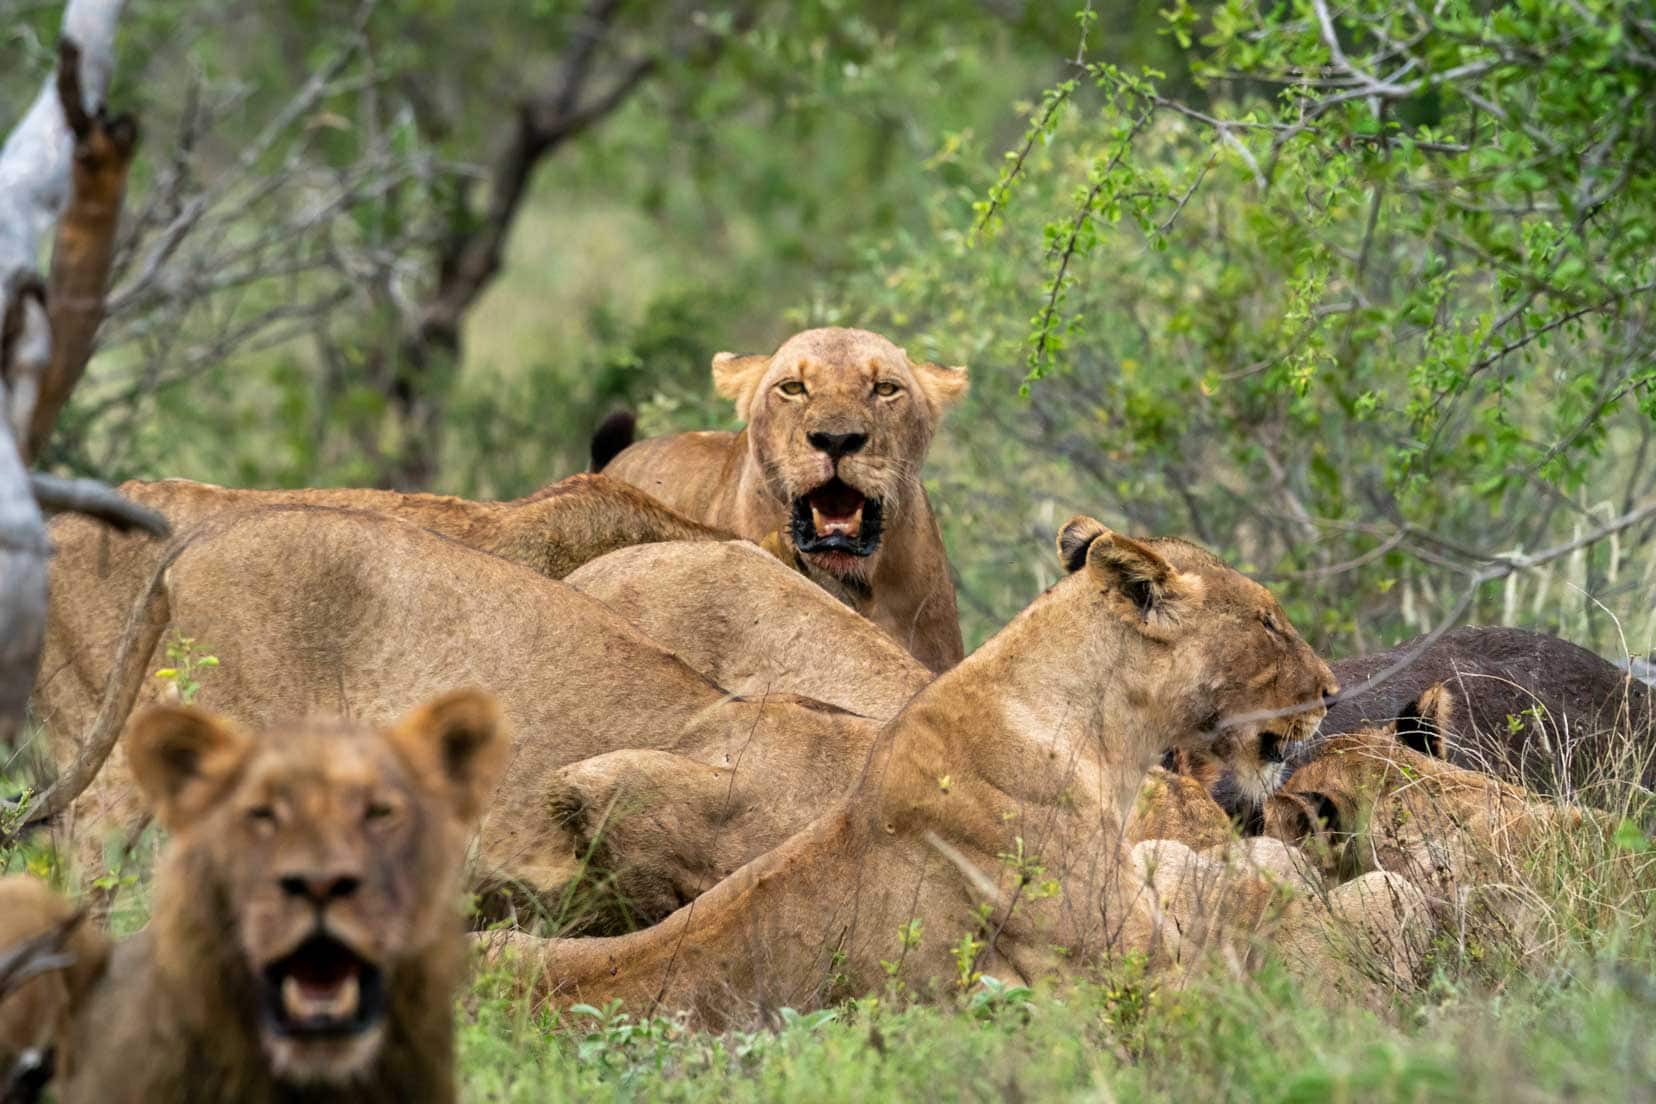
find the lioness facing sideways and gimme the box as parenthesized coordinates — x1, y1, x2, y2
(598, 327, 969, 672)
(491, 517, 1393, 1024)
(0, 690, 509, 1104)
(40, 506, 882, 919)
(33, 471, 726, 755)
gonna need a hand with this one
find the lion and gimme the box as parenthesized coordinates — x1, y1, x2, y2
(1262, 685, 1597, 893)
(525, 732, 1252, 936)
(486, 516, 1370, 1024)
(598, 327, 969, 673)
(0, 690, 509, 1103)
(565, 538, 932, 719)
(33, 471, 729, 759)
(0, 879, 108, 1090)
(1173, 623, 1655, 823)
(35, 506, 889, 913)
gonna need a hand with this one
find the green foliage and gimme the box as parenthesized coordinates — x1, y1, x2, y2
(850, 0, 1656, 651)
(152, 634, 219, 705)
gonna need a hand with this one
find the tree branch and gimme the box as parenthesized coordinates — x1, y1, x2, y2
(29, 473, 169, 536)
(26, 38, 140, 462)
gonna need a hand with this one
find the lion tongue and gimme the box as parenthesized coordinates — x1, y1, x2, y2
(811, 503, 863, 538)
(281, 970, 360, 1022)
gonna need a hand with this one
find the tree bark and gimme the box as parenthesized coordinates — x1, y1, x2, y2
(0, 0, 128, 749)
(379, 0, 751, 489)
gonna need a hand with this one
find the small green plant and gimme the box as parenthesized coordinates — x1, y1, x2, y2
(951, 932, 984, 990)
(966, 976, 1036, 1025)
(153, 634, 220, 704)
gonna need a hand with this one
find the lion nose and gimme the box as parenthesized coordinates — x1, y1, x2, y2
(807, 430, 868, 459)
(279, 873, 362, 903)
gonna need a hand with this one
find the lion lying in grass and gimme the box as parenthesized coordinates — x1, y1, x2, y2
(566, 538, 931, 719)
(484, 518, 1414, 1024)
(0, 690, 508, 1103)
(1265, 685, 1605, 894)
(36, 507, 884, 925)
(599, 327, 969, 673)
(35, 471, 727, 760)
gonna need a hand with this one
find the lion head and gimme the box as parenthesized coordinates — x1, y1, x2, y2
(127, 690, 509, 1086)
(711, 327, 967, 582)
(1055, 517, 1337, 800)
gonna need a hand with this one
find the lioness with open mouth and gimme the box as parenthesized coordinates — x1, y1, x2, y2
(598, 327, 969, 672)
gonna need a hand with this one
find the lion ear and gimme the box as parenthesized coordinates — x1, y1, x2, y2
(127, 705, 255, 832)
(710, 352, 770, 414)
(1392, 682, 1453, 759)
(1058, 518, 1203, 630)
(909, 360, 968, 415)
(1265, 790, 1342, 847)
(1057, 516, 1110, 573)
(387, 689, 512, 824)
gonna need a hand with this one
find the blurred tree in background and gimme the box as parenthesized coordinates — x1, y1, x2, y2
(4, 0, 1652, 657)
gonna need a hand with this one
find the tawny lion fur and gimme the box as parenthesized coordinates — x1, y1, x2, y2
(566, 538, 932, 719)
(1264, 686, 1598, 894)
(0, 690, 509, 1103)
(37, 508, 884, 918)
(600, 327, 968, 673)
(486, 519, 1427, 1025)
(34, 471, 727, 765)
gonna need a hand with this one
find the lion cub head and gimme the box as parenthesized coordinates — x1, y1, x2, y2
(711, 327, 967, 582)
(1055, 517, 1337, 795)
(128, 690, 509, 1086)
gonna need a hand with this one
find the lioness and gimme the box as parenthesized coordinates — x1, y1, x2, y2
(39, 506, 883, 920)
(598, 327, 968, 672)
(490, 517, 1353, 1022)
(34, 472, 727, 756)
(566, 538, 932, 719)
(1187, 626, 1655, 827)
(0, 690, 509, 1103)
(1264, 686, 1596, 893)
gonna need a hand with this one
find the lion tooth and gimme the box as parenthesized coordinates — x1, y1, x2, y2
(281, 972, 360, 1020)
(332, 972, 360, 1017)
(811, 505, 827, 534)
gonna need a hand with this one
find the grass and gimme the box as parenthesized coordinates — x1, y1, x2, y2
(6, 697, 1654, 1103)
(455, 952, 1656, 1102)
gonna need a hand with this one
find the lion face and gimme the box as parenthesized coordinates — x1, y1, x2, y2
(1056, 517, 1337, 800)
(127, 691, 509, 1086)
(711, 327, 967, 581)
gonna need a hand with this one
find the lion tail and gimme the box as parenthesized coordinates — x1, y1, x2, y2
(589, 409, 638, 471)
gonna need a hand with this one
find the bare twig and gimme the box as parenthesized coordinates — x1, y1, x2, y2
(1222, 497, 1656, 730)
(13, 543, 174, 831)
(28, 473, 169, 536)
(0, 911, 87, 1000)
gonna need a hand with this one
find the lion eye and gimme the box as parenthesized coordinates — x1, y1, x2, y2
(873, 381, 901, 398)
(248, 804, 278, 828)
(778, 380, 807, 397)
(365, 799, 396, 822)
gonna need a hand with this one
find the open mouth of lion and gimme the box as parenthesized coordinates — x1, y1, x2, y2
(260, 934, 386, 1040)
(789, 478, 884, 561)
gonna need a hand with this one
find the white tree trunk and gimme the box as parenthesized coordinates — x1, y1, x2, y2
(0, 0, 125, 300)
(0, 0, 127, 748)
